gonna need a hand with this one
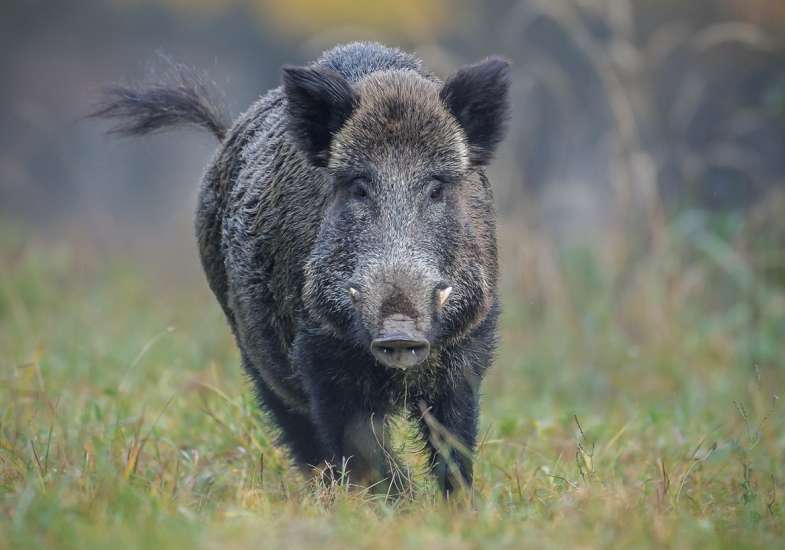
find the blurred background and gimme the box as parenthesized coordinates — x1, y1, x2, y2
(2, 1, 783, 243)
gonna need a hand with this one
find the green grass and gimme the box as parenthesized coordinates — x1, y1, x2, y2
(1, 217, 783, 549)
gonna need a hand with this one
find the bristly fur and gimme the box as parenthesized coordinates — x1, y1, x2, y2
(439, 57, 511, 166)
(98, 42, 510, 498)
(90, 60, 229, 140)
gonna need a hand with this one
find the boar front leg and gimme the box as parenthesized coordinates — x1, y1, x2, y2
(414, 377, 479, 498)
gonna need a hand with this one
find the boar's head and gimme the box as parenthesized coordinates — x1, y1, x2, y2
(284, 57, 509, 369)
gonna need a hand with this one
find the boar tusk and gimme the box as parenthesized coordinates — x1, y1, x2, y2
(437, 286, 452, 308)
(348, 287, 359, 302)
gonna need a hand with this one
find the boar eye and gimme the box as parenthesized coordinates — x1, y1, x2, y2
(349, 177, 369, 200)
(429, 180, 445, 202)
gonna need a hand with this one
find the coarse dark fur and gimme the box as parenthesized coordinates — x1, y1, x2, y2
(93, 42, 510, 497)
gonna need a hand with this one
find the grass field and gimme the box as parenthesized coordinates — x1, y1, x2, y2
(1, 214, 784, 549)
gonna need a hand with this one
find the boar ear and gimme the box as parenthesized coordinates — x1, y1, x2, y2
(440, 57, 511, 166)
(282, 65, 357, 167)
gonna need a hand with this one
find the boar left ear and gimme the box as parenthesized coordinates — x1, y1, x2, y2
(440, 57, 511, 166)
(282, 65, 357, 167)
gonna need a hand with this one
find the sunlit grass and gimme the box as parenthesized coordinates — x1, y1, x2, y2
(1, 216, 783, 549)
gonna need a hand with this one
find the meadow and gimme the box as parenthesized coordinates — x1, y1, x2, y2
(1, 210, 783, 549)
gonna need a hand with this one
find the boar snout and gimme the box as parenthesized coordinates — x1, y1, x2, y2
(370, 314, 430, 369)
(348, 265, 455, 368)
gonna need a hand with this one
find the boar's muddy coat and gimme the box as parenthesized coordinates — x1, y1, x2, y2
(93, 42, 510, 496)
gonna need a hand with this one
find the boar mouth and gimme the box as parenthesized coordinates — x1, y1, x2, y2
(371, 335, 430, 369)
(369, 313, 430, 369)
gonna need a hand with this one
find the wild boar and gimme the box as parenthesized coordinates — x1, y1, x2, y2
(94, 42, 510, 496)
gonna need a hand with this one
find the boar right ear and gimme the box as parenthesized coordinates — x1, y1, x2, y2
(440, 57, 510, 166)
(282, 66, 357, 167)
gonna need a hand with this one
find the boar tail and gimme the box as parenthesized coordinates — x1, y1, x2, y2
(90, 59, 230, 141)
